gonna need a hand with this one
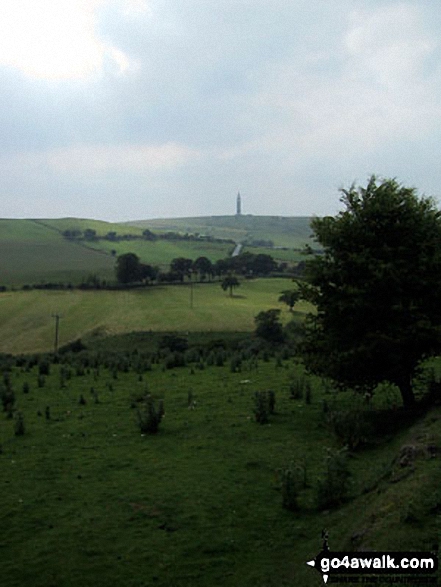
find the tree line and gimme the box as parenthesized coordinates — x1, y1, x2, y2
(115, 251, 285, 285)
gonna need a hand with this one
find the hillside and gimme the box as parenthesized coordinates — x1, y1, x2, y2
(126, 215, 315, 249)
(0, 219, 115, 287)
(0, 278, 307, 354)
(0, 216, 314, 286)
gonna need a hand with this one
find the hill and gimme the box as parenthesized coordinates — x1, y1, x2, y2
(0, 278, 308, 354)
(0, 342, 439, 587)
(0, 219, 115, 287)
(0, 216, 314, 286)
(125, 215, 315, 249)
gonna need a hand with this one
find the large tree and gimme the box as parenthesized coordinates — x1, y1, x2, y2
(115, 253, 141, 284)
(299, 176, 441, 408)
(221, 275, 240, 297)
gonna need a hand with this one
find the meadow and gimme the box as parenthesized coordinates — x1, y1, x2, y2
(0, 220, 115, 286)
(128, 215, 315, 249)
(1, 344, 440, 587)
(0, 278, 310, 354)
(0, 216, 310, 287)
(1, 214, 440, 587)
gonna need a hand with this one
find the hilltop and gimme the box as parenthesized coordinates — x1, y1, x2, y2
(126, 214, 314, 249)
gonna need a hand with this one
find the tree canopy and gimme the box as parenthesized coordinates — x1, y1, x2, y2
(221, 275, 240, 297)
(299, 176, 441, 407)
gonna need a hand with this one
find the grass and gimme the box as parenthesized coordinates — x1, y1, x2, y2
(88, 238, 234, 268)
(0, 220, 115, 286)
(1, 351, 440, 587)
(127, 215, 315, 249)
(0, 278, 309, 354)
(0, 217, 308, 286)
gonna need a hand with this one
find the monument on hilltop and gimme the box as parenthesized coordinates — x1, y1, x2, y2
(236, 191, 242, 215)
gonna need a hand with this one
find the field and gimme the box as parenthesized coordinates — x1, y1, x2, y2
(0, 279, 309, 354)
(0, 216, 312, 287)
(127, 215, 315, 249)
(2, 213, 440, 587)
(0, 220, 115, 286)
(1, 345, 440, 587)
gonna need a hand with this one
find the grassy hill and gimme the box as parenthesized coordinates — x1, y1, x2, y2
(0, 219, 115, 287)
(0, 215, 312, 286)
(126, 215, 315, 249)
(0, 278, 308, 354)
(0, 345, 439, 587)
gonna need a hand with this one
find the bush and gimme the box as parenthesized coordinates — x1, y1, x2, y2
(14, 412, 25, 436)
(137, 395, 164, 434)
(279, 464, 303, 511)
(316, 448, 351, 510)
(38, 360, 50, 376)
(328, 408, 372, 450)
(289, 379, 304, 400)
(253, 391, 270, 424)
(230, 354, 242, 373)
(1, 386, 15, 412)
(268, 390, 276, 414)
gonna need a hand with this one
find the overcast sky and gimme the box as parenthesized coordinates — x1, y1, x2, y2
(1, 0, 440, 221)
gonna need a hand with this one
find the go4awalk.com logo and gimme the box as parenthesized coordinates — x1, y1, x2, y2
(306, 531, 438, 584)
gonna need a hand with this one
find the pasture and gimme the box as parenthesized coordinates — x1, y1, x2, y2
(0, 220, 115, 287)
(1, 347, 440, 587)
(128, 215, 315, 249)
(0, 278, 309, 354)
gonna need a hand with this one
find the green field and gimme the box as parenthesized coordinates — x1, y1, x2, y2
(0, 278, 308, 354)
(1, 348, 440, 587)
(127, 215, 315, 249)
(0, 216, 310, 286)
(0, 220, 116, 286)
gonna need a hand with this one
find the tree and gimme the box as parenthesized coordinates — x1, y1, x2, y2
(193, 256, 213, 281)
(221, 275, 240, 297)
(170, 257, 193, 282)
(115, 253, 141, 284)
(139, 263, 158, 282)
(83, 228, 97, 240)
(299, 176, 441, 408)
(279, 289, 301, 312)
(254, 309, 284, 342)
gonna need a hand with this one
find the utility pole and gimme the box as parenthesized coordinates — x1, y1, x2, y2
(52, 314, 61, 354)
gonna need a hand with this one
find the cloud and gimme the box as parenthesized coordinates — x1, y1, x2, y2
(0, 0, 139, 80)
(245, 2, 441, 163)
(0, 142, 201, 174)
(0, 1, 441, 220)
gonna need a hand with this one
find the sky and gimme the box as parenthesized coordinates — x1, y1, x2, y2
(1, 0, 441, 221)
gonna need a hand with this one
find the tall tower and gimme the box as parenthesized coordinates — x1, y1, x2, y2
(236, 191, 242, 215)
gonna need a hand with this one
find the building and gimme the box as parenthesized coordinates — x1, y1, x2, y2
(236, 191, 242, 215)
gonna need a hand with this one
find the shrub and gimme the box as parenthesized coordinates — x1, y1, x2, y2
(328, 408, 372, 450)
(137, 395, 164, 434)
(305, 384, 312, 404)
(230, 354, 242, 373)
(268, 390, 276, 414)
(289, 379, 304, 400)
(316, 448, 351, 510)
(38, 360, 50, 376)
(1, 386, 15, 412)
(279, 464, 303, 511)
(165, 352, 186, 369)
(253, 391, 270, 424)
(14, 412, 25, 436)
